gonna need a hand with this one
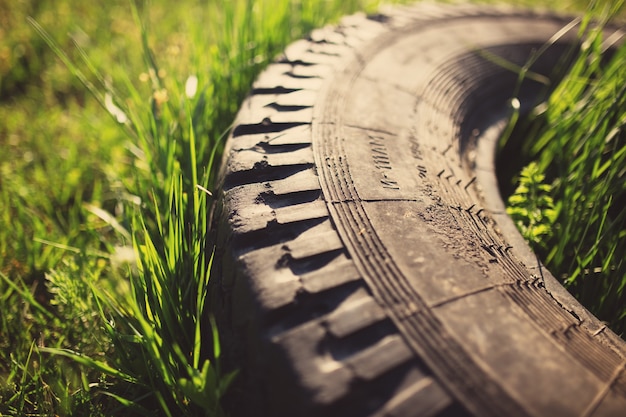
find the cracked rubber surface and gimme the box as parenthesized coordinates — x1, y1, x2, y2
(213, 3, 626, 416)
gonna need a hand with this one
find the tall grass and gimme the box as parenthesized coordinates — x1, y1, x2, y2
(503, 1, 626, 334)
(28, 7, 233, 411)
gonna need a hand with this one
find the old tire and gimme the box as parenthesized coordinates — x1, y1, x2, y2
(213, 3, 626, 417)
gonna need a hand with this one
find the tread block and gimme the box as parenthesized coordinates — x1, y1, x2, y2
(339, 13, 387, 37)
(274, 199, 329, 225)
(234, 220, 346, 311)
(235, 107, 313, 126)
(326, 289, 387, 338)
(300, 253, 362, 294)
(230, 124, 312, 151)
(285, 220, 344, 260)
(257, 122, 312, 145)
(226, 146, 314, 173)
(309, 26, 351, 45)
(223, 165, 318, 193)
(285, 63, 334, 79)
(239, 90, 317, 111)
(305, 42, 352, 57)
(238, 245, 302, 311)
(265, 168, 321, 195)
(270, 89, 319, 107)
(271, 320, 355, 405)
(373, 376, 453, 417)
(228, 203, 274, 235)
(253, 63, 324, 91)
(282, 39, 352, 67)
(267, 289, 421, 413)
(346, 334, 413, 381)
(227, 199, 327, 236)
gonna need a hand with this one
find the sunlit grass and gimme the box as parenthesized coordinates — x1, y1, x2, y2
(503, 0, 626, 334)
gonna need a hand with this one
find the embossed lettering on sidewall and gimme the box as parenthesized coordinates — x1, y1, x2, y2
(368, 134, 399, 190)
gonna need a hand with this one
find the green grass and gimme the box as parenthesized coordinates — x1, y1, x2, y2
(502, 1, 626, 334)
(1, 0, 624, 415)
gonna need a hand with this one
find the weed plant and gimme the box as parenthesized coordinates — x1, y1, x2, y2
(503, 1, 626, 335)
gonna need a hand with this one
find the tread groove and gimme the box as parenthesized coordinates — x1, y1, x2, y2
(232, 121, 309, 137)
(222, 163, 315, 190)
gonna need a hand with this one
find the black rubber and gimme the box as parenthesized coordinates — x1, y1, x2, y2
(212, 3, 626, 417)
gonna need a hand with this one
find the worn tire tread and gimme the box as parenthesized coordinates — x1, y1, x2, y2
(214, 3, 626, 417)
